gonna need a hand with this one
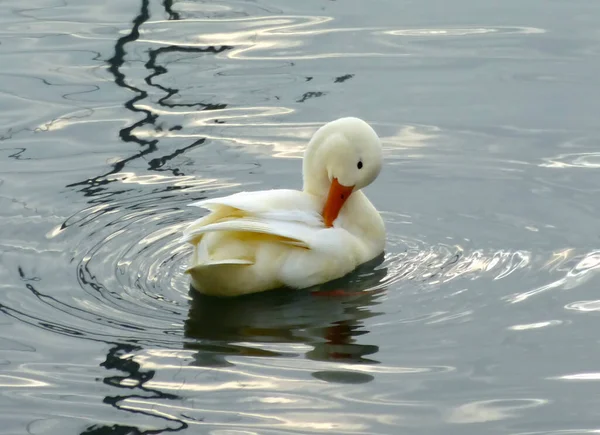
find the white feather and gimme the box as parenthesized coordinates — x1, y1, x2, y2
(181, 216, 318, 249)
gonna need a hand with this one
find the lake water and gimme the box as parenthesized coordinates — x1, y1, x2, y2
(1, 0, 600, 433)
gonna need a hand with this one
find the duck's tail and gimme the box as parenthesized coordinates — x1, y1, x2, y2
(185, 259, 254, 272)
(185, 259, 282, 297)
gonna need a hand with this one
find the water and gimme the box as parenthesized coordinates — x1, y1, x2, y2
(1, 0, 600, 433)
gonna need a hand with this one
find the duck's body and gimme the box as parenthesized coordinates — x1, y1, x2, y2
(182, 117, 386, 297)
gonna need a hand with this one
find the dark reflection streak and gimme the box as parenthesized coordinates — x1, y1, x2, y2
(141, 44, 232, 175)
(82, 344, 187, 435)
(162, 0, 181, 20)
(148, 139, 205, 174)
(67, 0, 157, 195)
(296, 91, 325, 103)
(334, 74, 354, 83)
(7, 148, 30, 160)
(107, 0, 150, 106)
(65, 144, 159, 194)
(68, 46, 232, 192)
(106, 0, 156, 147)
(144, 45, 232, 108)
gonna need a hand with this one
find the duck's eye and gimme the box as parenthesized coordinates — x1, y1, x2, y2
(357, 160, 363, 170)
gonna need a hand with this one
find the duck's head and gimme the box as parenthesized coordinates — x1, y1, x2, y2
(302, 117, 383, 227)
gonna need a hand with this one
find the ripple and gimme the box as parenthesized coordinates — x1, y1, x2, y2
(139, 15, 401, 61)
(15, 177, 236, 347)
(540, 152, 600, 169)
(514, 431, 600, 435)
(446, 398, 548, 423)
(507, 250, 600, 303)
(555, 373, 600, 381)
(62, 190, 198, 342)
(0, 375, 49, 388)
(383, 26, 546, 37)
(565, 300, 600, 312)
(380, 231, 534, 289)
(508, 320, 563, 331)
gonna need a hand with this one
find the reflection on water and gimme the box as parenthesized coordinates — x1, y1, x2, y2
(2, 0, 600, 433)
(80, 342, 188, 435)
(76, 259, 387, 434)
(184, 255, 386, 369)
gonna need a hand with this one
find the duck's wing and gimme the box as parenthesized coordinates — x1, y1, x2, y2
(181, 189, 324, 249)
(182, 217, 321, 249)
(188, 189, 322, 223)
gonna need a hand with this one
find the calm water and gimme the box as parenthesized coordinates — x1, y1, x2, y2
(1, 0, 600, 433)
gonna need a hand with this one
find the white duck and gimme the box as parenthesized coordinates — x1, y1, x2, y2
(181, 117, 385, 297)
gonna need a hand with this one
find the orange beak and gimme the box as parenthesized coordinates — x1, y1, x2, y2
(322, 178, 354, 227)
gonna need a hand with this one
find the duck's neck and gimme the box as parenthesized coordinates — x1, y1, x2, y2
(302, 167, 329, 199)
(302, 130, 341, 197)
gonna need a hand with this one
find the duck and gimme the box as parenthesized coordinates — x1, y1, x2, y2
(181, 117, 385, 297)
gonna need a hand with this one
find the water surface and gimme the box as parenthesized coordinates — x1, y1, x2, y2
(1, 0, 600, 433)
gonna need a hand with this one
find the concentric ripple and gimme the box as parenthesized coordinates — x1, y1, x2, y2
(14, 171, 589, 354)
(45, 182, 216, 346)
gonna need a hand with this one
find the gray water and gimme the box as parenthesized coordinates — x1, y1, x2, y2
(1, 0, 600, 433)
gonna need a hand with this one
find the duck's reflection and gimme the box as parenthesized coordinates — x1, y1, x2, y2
(183, 254, 387, 377)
